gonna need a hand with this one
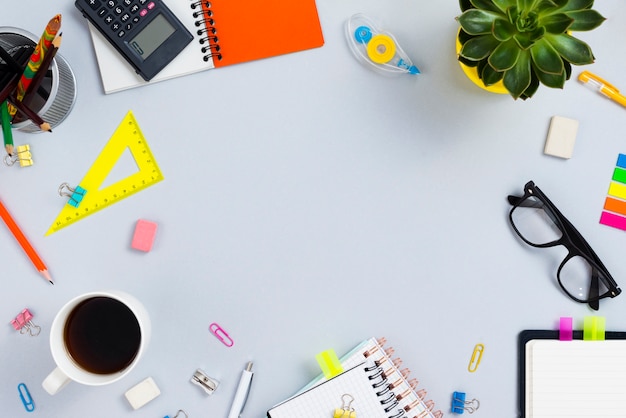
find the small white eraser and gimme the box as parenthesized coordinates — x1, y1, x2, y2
(124, 377, 161, 410)
(544, 116, 579, 159)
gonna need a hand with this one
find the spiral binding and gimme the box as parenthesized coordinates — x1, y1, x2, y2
(189, 0, 222, 62)
(361, 338, 443, 418)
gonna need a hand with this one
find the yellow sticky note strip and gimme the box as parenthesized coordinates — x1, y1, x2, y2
(315, 349, 343, 379)
(583, 316, 606, 341)
(608, 182, 626, 201)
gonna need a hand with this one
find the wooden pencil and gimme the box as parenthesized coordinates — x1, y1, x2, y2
(10, 14, 61, 116)
(0, 47, 33, 103)
(21, 33, 62, 109)
(0, 72, 19, 104)
(7, 96, 52, 132)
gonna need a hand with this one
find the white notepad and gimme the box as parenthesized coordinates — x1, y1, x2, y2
(525, 339, 626, 417)
(87, 0, 215, 94)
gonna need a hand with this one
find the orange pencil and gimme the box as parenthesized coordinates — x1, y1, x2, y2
(0, 199, 53, 284)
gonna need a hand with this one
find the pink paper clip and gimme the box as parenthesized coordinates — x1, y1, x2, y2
(209, 323, 234, 347)
(11, 308, 41, 336)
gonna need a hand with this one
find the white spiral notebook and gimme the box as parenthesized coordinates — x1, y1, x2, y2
(267, 337, 442, 418)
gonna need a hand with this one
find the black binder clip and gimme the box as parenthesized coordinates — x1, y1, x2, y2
(451, 391, 479, 414)
(190, 369, 220, 395)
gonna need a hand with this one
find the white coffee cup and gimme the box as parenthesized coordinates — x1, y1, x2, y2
(42, 290, 151, 395)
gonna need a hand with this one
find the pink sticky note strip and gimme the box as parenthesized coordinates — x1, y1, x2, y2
(600, 211, 626, 231)
(131, 220, 158, 252)
(559, 317, 573, 341)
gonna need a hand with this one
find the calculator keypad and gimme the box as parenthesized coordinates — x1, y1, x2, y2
(82, 0, 156, 38)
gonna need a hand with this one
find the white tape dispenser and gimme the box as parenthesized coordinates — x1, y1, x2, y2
(345, 13, 420, 76)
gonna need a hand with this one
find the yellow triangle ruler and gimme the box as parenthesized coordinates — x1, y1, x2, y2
(46, 111, 164, 235)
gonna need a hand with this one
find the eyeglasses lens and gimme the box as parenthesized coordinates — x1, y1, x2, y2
(559, 257, 609, 301)
(510, 196, 562, 245)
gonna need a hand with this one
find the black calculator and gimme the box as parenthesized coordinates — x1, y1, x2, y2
(75, 0, 193, 81)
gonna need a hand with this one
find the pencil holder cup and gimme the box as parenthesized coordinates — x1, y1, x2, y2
(0, 26, 76, 133)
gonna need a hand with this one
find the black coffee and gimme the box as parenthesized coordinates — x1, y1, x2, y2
(64, 297, 141, 375)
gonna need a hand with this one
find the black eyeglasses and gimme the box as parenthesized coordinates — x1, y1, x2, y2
(507, 181, 621, 310)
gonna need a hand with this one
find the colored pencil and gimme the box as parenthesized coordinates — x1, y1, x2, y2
(7, 96, 52, 132)
(21, 33, 62, 109)
(0, 198, 53, 284)
(1, 100, 14, 155)
(9, 14, 61, 116)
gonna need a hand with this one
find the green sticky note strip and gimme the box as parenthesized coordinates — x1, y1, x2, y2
(583, 316, 606, 341)
(315, 349, 343, 379)
(613, 167, 626, 185)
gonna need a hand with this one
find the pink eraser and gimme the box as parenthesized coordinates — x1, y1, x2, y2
(131, 219, 158, 252)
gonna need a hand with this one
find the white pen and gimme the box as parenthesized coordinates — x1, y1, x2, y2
(227, 362, 254, 418)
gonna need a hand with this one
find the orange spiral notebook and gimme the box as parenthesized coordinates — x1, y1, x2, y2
(87, 0, 324, 93)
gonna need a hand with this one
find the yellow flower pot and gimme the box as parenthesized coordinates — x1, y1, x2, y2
(456, 32, 508, 95)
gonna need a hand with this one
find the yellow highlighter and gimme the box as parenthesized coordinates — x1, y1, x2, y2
(579, 71, 626, 108)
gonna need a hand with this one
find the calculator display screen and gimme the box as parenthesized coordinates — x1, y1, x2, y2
(128, 13, 175, 60)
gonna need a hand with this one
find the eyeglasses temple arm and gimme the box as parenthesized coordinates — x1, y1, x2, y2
(588, 273, 600, 311)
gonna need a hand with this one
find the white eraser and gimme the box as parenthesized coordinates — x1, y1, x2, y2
(544, 116, 579, 159)
(125, 377, 161, 410)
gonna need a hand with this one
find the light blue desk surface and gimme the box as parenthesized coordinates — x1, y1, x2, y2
(2, 1, 626, 417)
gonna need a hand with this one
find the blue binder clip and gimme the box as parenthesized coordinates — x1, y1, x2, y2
(451, 391, 479, 414)
(58, 183, 87, 208)
(18, 383, 34, 412)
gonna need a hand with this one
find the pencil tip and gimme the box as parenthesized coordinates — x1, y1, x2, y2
(41, 270, 53, 284)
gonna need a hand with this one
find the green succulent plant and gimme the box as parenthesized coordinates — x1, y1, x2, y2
(457, 0, 605, 99)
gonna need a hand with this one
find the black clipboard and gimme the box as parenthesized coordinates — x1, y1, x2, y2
(518, 329, 626, 418)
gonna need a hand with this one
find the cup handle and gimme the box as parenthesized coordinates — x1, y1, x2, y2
(42, 367, 71, 395)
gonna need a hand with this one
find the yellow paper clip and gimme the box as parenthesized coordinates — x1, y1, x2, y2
(3, 144, 33, 167)
(578, 71, 626, 108)
(468, 343, 484, 373)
